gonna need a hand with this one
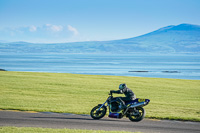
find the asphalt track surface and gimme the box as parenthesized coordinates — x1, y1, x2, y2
(0, 110, 200, 133)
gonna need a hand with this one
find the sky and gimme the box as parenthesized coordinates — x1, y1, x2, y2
(0, 0, 200, 43)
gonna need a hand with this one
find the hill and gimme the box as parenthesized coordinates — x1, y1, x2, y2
(0, 23, 200, 54)
(117, 23, 200, 53)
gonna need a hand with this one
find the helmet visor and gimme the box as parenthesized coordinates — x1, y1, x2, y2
(119, 84, 125, 90)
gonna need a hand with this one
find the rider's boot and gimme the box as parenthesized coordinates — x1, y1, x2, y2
(118, 98, 127, 109)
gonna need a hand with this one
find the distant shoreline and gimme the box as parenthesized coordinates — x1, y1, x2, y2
(128, 70, 180, 73)
(0, 69, 6, 71)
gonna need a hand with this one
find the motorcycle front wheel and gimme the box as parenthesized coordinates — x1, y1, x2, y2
(128, 107, 146, 122)
(90, 105, 107, 119)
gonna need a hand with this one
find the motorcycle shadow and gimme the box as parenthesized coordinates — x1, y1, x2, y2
(31, 116, 130, 123)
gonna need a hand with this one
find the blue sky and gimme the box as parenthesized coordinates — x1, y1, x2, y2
(0, 0, 200, 43)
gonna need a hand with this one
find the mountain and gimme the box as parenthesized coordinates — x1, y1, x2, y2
(0, 23, 200, 54)
(116, 23, 200, 53)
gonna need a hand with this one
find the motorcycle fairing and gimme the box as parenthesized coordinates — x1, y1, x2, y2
(108, 112, 123, 118)
(125, 98, 150, 105)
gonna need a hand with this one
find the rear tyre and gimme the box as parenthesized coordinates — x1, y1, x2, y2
(128, 107, 145, 122)
(90, 105, 107, 119)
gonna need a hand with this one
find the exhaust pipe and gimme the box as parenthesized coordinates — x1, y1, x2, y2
(123, 102, 147, 115)
(129, 102, 146, 108)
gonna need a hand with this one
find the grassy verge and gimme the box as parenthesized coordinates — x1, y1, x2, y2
(0, 127, 138, 133)
(0, 71, 200, 121)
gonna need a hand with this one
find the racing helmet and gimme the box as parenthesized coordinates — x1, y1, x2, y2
(119, 83, 126, 90)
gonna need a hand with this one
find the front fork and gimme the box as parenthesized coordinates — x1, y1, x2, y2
(97, 100, 108, 111)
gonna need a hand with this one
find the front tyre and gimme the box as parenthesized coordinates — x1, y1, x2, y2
(128, 107, 145, 122)
(90, 105, 107, 119)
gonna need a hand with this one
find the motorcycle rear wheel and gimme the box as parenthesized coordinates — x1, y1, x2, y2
(90, 105, 107, 119)
(128, 107, 145, 122)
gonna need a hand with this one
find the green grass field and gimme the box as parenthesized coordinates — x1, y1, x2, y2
(0, 71, 200, 121)
(0, 127, 138, 133)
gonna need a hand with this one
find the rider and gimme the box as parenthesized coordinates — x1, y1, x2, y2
(110, 83, 136, 109)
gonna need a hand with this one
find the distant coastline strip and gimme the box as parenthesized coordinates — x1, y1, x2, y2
(129, 70, 180, 73)
(129, 71, 149, 72)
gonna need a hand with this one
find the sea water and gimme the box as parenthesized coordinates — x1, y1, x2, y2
(0, 53, 200, 80)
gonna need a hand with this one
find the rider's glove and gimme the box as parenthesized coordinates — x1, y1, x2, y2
(110, 90, 113, 94)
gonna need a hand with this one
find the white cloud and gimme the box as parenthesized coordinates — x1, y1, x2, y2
(67, 25, 79, 35)
(0, 24, 83, 43)
(29, 25, 37, 32)
(45, 24, 63, 32)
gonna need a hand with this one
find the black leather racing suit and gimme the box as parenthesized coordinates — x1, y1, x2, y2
(110, 87, 136, 108)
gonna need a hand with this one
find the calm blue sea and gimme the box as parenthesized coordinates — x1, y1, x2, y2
(0, 53, 200, 80)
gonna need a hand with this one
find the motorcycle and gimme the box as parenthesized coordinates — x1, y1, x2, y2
(90, 93, 150, 122)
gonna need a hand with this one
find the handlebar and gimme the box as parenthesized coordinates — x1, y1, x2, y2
(108, 92, 113, 98)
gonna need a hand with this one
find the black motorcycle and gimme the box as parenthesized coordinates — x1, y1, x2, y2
(90, 93, 150, 122)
